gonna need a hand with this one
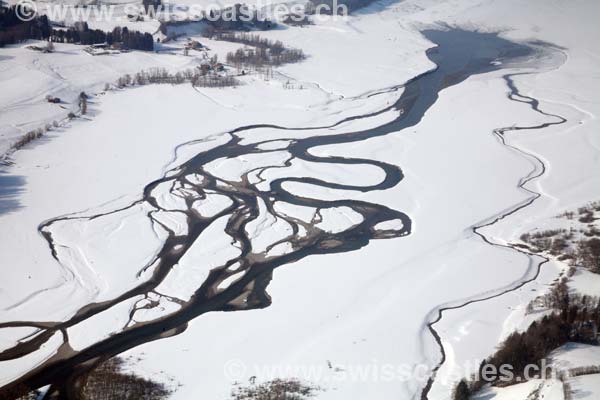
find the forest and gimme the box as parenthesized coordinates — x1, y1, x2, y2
(0, 5, 154, 51)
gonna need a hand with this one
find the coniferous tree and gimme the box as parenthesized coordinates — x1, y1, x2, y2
(452, 380, 470, 400)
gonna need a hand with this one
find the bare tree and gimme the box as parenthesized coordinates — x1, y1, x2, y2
(79, 92, 88, 115)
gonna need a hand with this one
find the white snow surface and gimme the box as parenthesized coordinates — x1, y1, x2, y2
(550, 343, 600, 371)
(568, 375, 600, 400)
(569, 269, 600, 298)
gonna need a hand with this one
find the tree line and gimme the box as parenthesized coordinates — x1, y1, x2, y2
(0, 357, 172, 400)
(453, 293, 600, 400)
(216, 32, 305, 69)
(0, 4, 51, 47)
(53, 24, 154, 51)
(226, 47, 305, 68)
(114, 66, 238, 89)
(578, 238, 600, 274)
(215, 32, 285, 52)
(1, 5, 153, 51)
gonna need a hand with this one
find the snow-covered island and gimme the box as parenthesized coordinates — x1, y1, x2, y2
(1, 0, 599, 399)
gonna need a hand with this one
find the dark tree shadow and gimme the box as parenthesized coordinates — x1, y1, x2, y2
(0, 171, 25, 214)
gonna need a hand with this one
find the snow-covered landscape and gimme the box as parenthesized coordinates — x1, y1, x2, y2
(1, 0, 599, 399)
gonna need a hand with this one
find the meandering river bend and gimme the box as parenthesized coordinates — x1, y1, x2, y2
(0, 28, 565, 399)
